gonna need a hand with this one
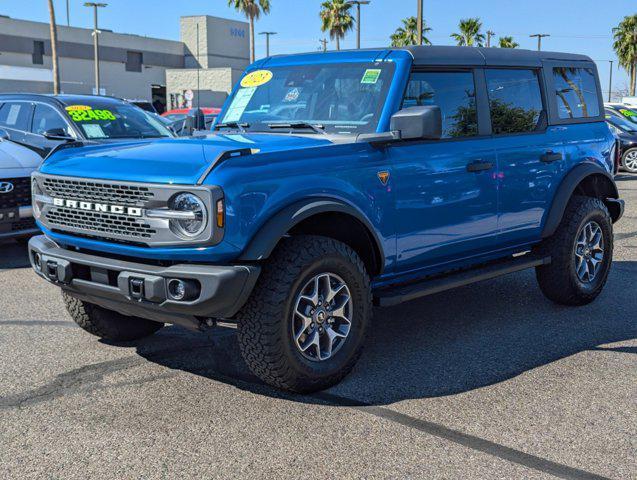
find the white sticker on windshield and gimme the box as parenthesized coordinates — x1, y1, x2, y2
(81, 123, 107, 138)
(223, 87, 257, 123)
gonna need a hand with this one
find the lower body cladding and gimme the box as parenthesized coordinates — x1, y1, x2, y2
(0, 206, 38, 240)
(28, 235, 261, 330)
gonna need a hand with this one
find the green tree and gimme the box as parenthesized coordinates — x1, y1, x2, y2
(47, 0, 60, 94)
(613, 14, 637, 96)
(228, 0, 271, 63)
(498, 36, 519, 49)
(319, 0, 354, 51)
(390, 16, 432, 47)
(450, 18, 485, 47)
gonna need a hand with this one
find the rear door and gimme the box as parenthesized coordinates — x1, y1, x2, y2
(485, 68, 565, 247)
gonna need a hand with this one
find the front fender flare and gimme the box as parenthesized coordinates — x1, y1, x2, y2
(238, 197, 384, 269)
(542, 163, 621, 239)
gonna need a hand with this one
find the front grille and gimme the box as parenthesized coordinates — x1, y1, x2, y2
(42, 177, 154, 206)
(0, 177, 31, 209)
(46, 207, 156, 239)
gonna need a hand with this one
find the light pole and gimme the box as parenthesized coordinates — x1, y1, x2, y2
(486, 30, 495, 48)
(319, 38, 328, 52)
(347, 1, 370, 49)
(259, 31, 277, 58)
(608, 60, 614, 102)
(530, 33, 550, 51)
(84, 2, 107, 95)
(416, 0, 423, 45)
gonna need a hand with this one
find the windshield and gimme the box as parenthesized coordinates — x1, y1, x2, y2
(64, 101, 172, 139)
(220, 62, 396, 135)
(606, 112, 637, 132)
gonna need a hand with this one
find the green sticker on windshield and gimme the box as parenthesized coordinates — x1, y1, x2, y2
(65, 106, 116, 122)
(620, 108, 637, 117)
(361, 69, 381, 84)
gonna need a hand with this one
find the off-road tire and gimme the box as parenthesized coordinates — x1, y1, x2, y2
(535, 196, 613, 306)
(237, 235, 372, 393)
(621, 148, 637, 173)
(63, 292, 164, 341)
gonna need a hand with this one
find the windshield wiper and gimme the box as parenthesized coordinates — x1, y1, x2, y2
(214, 122, 250, 132)
(266, 122, 326, 135)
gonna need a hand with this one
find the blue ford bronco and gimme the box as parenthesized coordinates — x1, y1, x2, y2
(29, 46, 624, 392)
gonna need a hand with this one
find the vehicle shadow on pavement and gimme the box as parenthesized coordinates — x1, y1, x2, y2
(0, 241, 31, 271)
(136, 260, 637, 406)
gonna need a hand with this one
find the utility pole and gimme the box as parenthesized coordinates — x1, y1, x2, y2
(259, 31, 277, 57)
(84, 2, 107, 95)
(608, 60, 614, 102)
(347, 1, 370, 49)
(416, 0, 423, 45)
(529, 33, 550, 51)
(486, 30, 495, 48)
(319, 38, 328, 52)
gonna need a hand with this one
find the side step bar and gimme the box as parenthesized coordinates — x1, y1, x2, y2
(374, 254, 551, 307)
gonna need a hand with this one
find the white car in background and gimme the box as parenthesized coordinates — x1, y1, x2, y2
(0, 130, 42, 242)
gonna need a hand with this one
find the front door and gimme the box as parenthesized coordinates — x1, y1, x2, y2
(390, 70, 499, 275)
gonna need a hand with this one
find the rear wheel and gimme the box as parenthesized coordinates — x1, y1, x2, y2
(535, 196, 613, 305)
(63, 292, 164, 341)
(622, 148, 637, 173)
(237, 235, 372, 393)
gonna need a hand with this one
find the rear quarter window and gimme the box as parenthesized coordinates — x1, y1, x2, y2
(552, 67, 600, 119)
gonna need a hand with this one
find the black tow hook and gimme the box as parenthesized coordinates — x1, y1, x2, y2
(129, 278, 145, 300)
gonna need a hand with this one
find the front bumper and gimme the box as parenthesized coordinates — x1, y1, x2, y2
(28, 235, 260, 330)
(0, 206, 38, 240)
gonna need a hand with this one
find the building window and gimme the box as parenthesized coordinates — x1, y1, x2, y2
(126, 51, 143, 72)
(32, 41, 45, 65)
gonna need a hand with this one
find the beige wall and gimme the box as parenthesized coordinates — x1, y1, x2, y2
(166, 68, 243, 109)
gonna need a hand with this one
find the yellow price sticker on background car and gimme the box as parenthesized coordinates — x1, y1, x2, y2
(65, 106, 116, 122)
(241, 70, 273, 88)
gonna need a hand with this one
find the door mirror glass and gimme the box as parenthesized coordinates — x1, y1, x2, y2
(390, 106, 442, 140)
(43, 128, 74, 141)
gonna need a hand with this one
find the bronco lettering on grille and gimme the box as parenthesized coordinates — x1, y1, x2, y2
(52, 198, 143, 217)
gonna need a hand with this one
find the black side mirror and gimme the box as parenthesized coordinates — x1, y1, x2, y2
(390, 105, 442, 140)
(43, 128, 74, 141)
(0, 128, 9, 141)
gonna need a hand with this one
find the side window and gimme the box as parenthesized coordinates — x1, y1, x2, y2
(485, 69, 544, 134)
(552, 67, 600, 119)
(403, 71, 478, 138)
(0, 102, 32, 132)
(31, 104, 72, 136)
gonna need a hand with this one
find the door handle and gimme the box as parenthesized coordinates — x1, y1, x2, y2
(541, 151, 563, 163)
(466, 160, 494, 172)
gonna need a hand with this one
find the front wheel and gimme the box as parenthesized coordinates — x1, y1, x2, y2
(535, 196, 613, 306)
(621, 148, 637, 173)
(237, 235, 372, 393)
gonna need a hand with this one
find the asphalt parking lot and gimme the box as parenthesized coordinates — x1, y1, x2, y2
(0, 176, 635, 480)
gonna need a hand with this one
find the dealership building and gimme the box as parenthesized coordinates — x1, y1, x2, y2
(0, 14, 250, 111)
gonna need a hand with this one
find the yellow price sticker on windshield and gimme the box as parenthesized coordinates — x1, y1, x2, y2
(65, 105, 92, 111)
(241, 70, 273, 88)
(65, 106, 116, 122)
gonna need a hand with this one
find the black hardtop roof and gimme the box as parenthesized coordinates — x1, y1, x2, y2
(404, 45, 593, 67)
(0, 93, 130, 106)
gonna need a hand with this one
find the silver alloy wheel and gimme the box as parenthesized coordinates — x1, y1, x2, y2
(574, 220, 605, 283)
(292, 272, 353, 362)
(624, 150, 637, 171)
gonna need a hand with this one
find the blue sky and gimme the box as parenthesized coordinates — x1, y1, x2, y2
(1, 0, 635, 98)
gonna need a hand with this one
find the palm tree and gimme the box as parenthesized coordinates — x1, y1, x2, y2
(390, 17, 432, 47)
(228, 0, 271, 63)
(613, 14, 637, 96)
(47, 0, 60, 94)
(319, 0, 354, 51)
(498, 36, 519, 49)
(450, 18, 485, 47)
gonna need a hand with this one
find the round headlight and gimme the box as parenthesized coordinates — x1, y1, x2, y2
(169, 193, 207, 238)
